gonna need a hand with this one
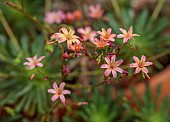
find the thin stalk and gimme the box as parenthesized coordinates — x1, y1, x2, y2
(4, 1, 52, 33)
(151, 0, 165, 21)
(45, 0, 51, 13)
(0, 9, 23, 54)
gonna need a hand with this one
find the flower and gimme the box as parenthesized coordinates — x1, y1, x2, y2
(23, 55, 45, 70)
(117, 26, 139, 43)
(97, 28, 116, 42)
(89, 4, 104, 19)
(52, 28, 80, 49)
(77, 26, 97, 42)
(69, 42, 83, 52)
(91, 38, 109, 48)
(130, 55, 153, 74)
(101, 55, 123, 78)
(44, 11, 65, 24)
(48, 82, 71, 104)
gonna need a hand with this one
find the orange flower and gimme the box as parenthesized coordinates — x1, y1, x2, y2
(69, 42, 83, 52)
(91, 38, 109, 48)
(52, 28, 80, 49)
(97, 28, 116, 42)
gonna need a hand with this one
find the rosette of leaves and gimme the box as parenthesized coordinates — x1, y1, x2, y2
(0, 33, 61, 120)
(64, 86, 124, 122)
(122, 85, 170, 122)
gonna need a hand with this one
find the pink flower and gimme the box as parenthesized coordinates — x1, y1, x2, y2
(97, 28, 116, 42)
(69, 42, 83, 52)
(89, 4, 104, 19)
(101, 55, 123, 78)
(91, 38, 109, 48)
(130, 55, 153, 74)
(44, 11, 65, 24)
(77, 26, 97, 42)
(117, 26, 139, 43)
(52, 28, 80, 49)
(23, 55, 45, 70)
(48, 82, 71, 104)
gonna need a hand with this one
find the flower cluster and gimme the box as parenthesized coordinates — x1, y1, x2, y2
(24, 24, 153, 104)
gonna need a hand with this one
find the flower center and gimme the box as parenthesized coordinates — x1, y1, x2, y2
(138, 61, 144, 68)
(109, 63, 116, 69)
(56, 89, 62, 95)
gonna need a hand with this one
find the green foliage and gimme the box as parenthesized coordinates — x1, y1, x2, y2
(72, 86, 123, 122)
(122, 85, 170, 122)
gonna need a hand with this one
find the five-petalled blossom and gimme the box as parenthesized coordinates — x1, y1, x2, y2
(91, 38, 109, 48)
(97, 28, 116, 42)
(23, 55, 45, 70)
(117, 26, 139, 43)
(130, 55, 153, 74)
(89, 4, 104, 19)
(48, 82, 71, 104)
(101, 55, 123, 78)
(52, 28, 80, 49)
(77, 26, 97, 42)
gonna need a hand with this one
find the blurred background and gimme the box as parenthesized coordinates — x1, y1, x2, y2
(0, 0, 170, 122)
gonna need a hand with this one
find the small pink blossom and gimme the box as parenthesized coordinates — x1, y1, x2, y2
(101, 55, 123, 78)
(89, 4, 104, 19)
(77, 26, 97, 42)
(69, 42, 83, 52)
(130, 55, 153, 74)
(52, 28, 80, 49)
(91, 38, 109, 48)
(48, 82, 71, 104)
(117, 26, 139, 43)
(23, 55, 45, 70)
(44, 11, 65, 24)
(97, 28, 116, 42)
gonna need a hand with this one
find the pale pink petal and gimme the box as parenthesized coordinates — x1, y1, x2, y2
(133, 56, 139, 63)
(112, 70, 117, 78)
(132, 34, 139, 37)
(144, 62, 153, 66)
(116, 59, 123, 66)
(119, 28, 127, 34)
(128, 26, 133, 34)
(48, 89, 56, 94)
(97, 31, 103, 35)
(60, 28, 68, 35)
(135, 67, 141, 74)
(105, 57, 110, 64)
(142, 67, 148, 73)
(104, 69, 111, 76)
(60, 95, 66, 103)
(141, 55, 146, 62)
(111, 55, 116, 62)
(77, 28, 85, 34)
(59, 82, 65, 90)
(107, 28, 112, 34)
(53, 82, 58, 89)
(33, 55, 37, 60)
(29, 65, 35, 70)
(130, 63, 137, 68)
(51, 95, 59, 101)
(69, 29, 75, 35)
(117, 34, 124, 38)
(63, 90, 71, 94)
(102, 28, 106, 34)
(115, 67, 123, 73)
(26, 57, 33, 62)
(23, 62, 30, 65)
(101, 64, 109, 68)
(123, 38, 128, 43)
(37, 56, 45, 62)
(37, 63, 43, 67)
